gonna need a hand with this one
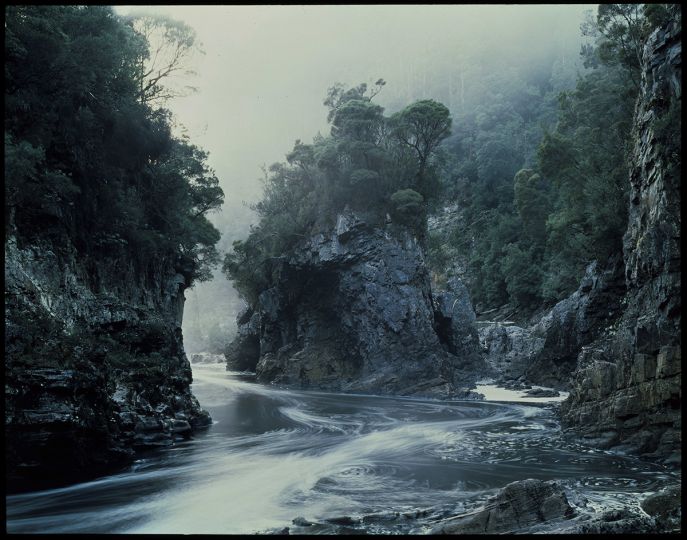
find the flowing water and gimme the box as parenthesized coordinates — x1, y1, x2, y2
(6, 363, 679, 534)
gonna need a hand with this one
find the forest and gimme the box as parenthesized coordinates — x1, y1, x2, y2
(5, 4, 681, 535)
(5, 5, 224, 287)
(222, 4, 677, 320)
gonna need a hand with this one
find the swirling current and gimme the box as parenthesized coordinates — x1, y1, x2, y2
(6, 363, 679, 534)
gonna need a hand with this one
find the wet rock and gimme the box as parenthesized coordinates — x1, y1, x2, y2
(431, 479, 574, 534)
(326, 516, 360, 526)
(292, 517, 314, 527)
(562, 18, 681, 460)
(227, 211, 484, 397)
(5, 232, 210, 493)
(566, 508, 657, 534)
(171, 419, 192, 434)
(524, 388, 560, 398)
(641, 485, 681, 524)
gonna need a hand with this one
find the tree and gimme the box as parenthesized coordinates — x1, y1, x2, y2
(5, 6, 223, 287)
(390, 188, 425, 233)
(501, 243, 543, 308)
(223, 83, 453, 305)
(323, 78, 386, 123)
(513, 169, 549, 250)
(580, 4, 673, 88)
(390, 99, 452, 196)
(123, 13, 203, 104)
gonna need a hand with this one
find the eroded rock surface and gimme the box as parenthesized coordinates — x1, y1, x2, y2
(561, 18, 681, 461)
(5, 234, 210, 492)
(478, 258, 624, 390)
(225, 212, 484, 397)
(430, 479, 575, 534)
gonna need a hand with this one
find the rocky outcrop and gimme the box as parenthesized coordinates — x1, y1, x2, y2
(478, 324, 543, 383)
(432, 276, 484, 375)
(561, 17, 681, 461)
(524, 258, 626, 388)
(478, 258, 624, 389)
(431, 479, 575, 534)
(225, 212, 483, 397)
(224, 305, 261, 371)
(428, 479, 680, 535)
(5, 234, 210, 492)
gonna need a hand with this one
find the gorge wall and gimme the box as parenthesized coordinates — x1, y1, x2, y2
(478, 256, 626, 390)
(225, 212, 484, 398)
(560, 18, 681, 462)
(5, 231, 211, 492)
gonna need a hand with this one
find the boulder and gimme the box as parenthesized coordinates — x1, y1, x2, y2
(431, 479, 574, 534)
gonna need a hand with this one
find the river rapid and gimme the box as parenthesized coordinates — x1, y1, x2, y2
(6, 363, 679, 534)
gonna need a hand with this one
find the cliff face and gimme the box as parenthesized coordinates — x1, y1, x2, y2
(225, 212, 483, 397)
(561, 18, 681, 462)
(478, 258, 625, 390)
(5, 232, 211, 492)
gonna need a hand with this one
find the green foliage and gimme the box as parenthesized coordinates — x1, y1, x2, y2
(5, 6, 223, 287)
(501, 244, 544, 308)
(430, 4, 650, 313)
(513, 169, 549, 249)
(390, 99, 452, 198)
(223, 82, 451, 303)
(580, 4, 674, 88)
(390, 189, 425, 232)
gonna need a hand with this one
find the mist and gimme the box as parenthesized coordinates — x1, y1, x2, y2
(116, 4, 595, 354)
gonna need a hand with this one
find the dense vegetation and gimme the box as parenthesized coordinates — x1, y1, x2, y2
(224, 4, 676, 317)
(5, 6, 223, 286)
(430, 3, 676, 313)
(223, 81, 452, 303)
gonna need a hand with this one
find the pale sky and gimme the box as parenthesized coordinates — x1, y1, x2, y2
(114, 5, 594, 221)
(113, 4, 595, 341)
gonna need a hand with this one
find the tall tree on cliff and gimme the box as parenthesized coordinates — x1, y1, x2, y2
(390, 99, 452, 200)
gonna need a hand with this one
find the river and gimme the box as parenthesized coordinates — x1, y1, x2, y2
(6, 363, 679, 534)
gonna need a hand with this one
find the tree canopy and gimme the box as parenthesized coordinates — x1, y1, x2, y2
(5, 6, 223, 286)
(223, 83, 451, 303)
